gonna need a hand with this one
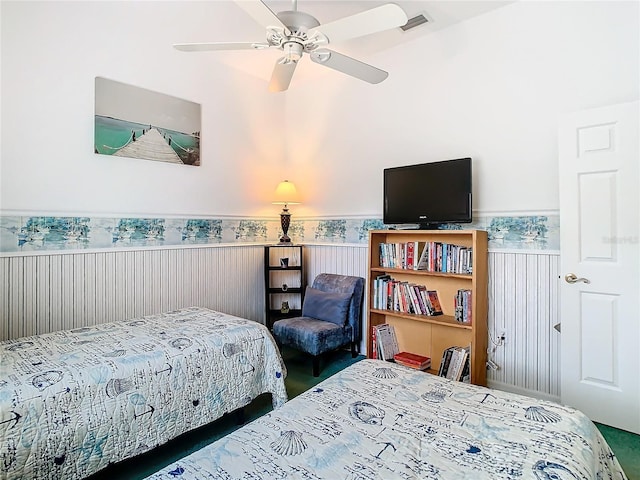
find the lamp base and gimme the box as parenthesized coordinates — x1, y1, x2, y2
(279, 210, 292, 243)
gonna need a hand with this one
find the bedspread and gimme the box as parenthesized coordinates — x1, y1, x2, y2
(0, 307, 287, 480)
(147, 359, 627, 480)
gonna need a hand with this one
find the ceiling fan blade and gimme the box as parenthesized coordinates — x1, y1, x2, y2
(310, 49, 388, 84)
(310, 4, 408, 45)
(173, 42, 269, 52)
(235, 0, 287, 30)
(268, 58, 298, 92)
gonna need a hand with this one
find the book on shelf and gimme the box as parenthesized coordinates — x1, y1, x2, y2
(413, 285, 429, 315)
(405, 242, 415, 270)
(409, 241, 427, 270)
(454, 346, 471, 381)
(415, 242, 430, 270)
(438, 346, 457, 377)
(405, 283, 421, 315)
(374, 323, 399, 361)
(417, 285, 434, 315)
(373, 274, 391, 310)
(459, 353, 471, 383)
(371, 325, 378, 359)
(439, 345, 470, 381)
(393, 351, 431, 370)
(445, 348, 464, 380)
(455, 289, 472, 323)
(427, 290, 443, 315)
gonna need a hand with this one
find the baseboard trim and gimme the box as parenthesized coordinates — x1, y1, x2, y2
(487, 379, 561, 404)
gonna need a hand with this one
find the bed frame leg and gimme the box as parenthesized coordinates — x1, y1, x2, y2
(234, 408, 245, 425)
(312, 356, 320, 377)
(351, 342, 358, 358)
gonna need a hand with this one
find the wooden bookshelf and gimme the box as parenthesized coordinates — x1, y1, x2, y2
(367, 229, 488, 386)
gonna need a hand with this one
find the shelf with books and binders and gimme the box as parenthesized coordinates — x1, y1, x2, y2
(367, 229, 488, 386)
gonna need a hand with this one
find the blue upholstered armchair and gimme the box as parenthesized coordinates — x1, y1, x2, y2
(272, 273, 365, 377)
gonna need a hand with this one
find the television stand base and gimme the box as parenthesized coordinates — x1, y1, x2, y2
(389, 223, 442, 231)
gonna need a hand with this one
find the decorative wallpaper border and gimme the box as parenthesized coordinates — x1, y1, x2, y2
(0, 215, 559, 254)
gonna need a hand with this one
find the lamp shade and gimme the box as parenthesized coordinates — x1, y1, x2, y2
(273, 180, 301, 205)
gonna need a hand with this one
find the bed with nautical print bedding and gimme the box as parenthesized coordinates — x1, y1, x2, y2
(0, 307, 288, 480)
(148, 358, 626, 480)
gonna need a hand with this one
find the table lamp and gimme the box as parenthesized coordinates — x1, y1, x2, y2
(273, 180, 300, 243)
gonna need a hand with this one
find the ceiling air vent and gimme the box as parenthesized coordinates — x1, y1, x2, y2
(400, 14, 429, 32)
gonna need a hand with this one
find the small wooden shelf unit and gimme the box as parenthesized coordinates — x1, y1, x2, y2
(366, 229, 488, 386)
(264, 245, 305, 330)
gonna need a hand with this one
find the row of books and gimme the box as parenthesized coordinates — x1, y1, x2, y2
(372, 275, 443, 316)
(454, 289, 472, 324)
(378, 241, 473, 274)
(371, 323, 399, 361)
(438, 345, 471, 382)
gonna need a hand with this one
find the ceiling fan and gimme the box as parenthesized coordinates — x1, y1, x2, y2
(173, 0, 408, 92)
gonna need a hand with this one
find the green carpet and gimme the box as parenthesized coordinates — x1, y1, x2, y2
(88, 350, 640, 479)
(88, 348, 363, 480)
(596, 423, 640, 480)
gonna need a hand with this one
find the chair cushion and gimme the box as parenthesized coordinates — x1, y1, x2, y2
(273, 317, 353, 356)
(302, 286, 352, 326)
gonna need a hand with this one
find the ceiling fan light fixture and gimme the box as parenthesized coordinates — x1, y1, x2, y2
(283, 42, 303, 62)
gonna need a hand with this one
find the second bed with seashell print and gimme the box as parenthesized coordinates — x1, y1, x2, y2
(139, 359, 622, 479)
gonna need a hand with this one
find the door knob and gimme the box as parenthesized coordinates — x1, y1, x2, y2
(565, 273, 590, 284)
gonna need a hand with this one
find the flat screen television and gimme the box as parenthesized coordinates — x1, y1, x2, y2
(383, 157, 472, 229)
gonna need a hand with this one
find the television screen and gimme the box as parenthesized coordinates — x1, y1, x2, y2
(383, 158, 472, 228)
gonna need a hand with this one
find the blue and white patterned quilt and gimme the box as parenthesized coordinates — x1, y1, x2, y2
(147, 359, 627, 480)
(0, 307, 287, 480)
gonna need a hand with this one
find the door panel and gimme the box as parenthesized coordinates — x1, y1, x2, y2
(579, 172, 616, 260)
(559, 100, 639, 434)
(580, 292, 616, 385)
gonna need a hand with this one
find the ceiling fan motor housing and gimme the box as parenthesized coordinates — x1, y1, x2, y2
(272, 10, 325, 53)
(277, 10, 320, 33)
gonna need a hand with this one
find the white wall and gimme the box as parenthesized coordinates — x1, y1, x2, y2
(284, 1, 639, 216)
(0, 1, 288, 218)
(1, 1, 638, 219)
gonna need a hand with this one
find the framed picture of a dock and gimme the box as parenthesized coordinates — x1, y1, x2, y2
(94, 77, 201, 166)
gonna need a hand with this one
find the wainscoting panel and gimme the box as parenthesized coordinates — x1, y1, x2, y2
(303, 244, 369, 283)
(0, 244, 561, 400)
(0, 246, 265, 341)
(487, 251, 561, 401)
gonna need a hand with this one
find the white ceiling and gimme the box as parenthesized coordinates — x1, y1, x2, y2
(264, 0, 512, 52)
(176, 1, 514, 86)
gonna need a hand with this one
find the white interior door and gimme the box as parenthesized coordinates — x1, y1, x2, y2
(559, 100, 639, 434)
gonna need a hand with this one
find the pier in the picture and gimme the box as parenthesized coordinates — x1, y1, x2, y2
(113, 127, 182, 163)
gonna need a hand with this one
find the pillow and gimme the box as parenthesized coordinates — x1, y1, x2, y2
(302, 286, 352, 326)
